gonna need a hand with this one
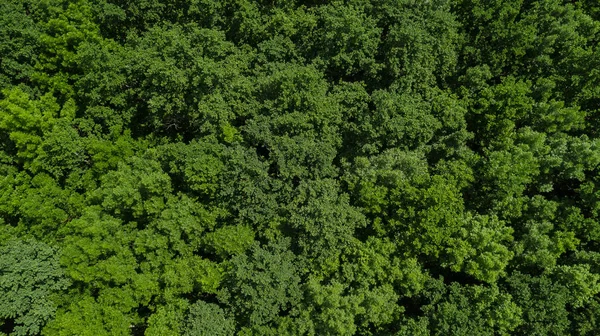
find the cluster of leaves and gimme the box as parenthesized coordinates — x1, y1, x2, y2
(1, 0, 600, 335)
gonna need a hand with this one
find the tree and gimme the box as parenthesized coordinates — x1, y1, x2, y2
(182, 301, 236, 336)
(0, 239, 69, 336)
(420, 280, 523, 336)
(218, 239, 302, 332)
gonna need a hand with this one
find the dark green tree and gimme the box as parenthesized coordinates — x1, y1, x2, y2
(0, 239, 69, 336)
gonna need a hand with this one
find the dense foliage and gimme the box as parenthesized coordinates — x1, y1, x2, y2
(1, 0, 600, 334)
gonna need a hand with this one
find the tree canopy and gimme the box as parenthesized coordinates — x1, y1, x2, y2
(1, 0, 600, 335)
